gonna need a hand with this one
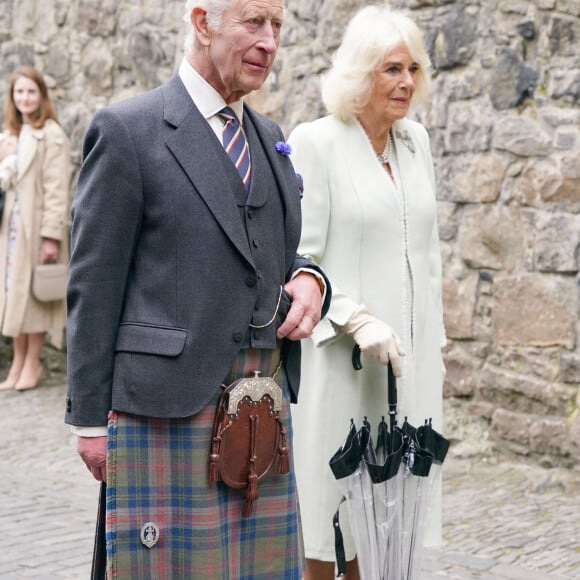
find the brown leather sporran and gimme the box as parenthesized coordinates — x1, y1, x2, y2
(209, 371, 289, 517)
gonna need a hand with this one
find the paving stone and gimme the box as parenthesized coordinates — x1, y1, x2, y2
(2, 380, 580, 579)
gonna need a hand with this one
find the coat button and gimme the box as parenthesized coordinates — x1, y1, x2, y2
(247, 209, 254, 219)
(252, 239, 260, 248)
(232, 331, 244, 342)
(245, 275, 257, 287)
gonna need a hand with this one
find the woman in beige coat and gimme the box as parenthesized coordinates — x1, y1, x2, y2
(288, 7, 446, 580)
(0, 66, 70, 391)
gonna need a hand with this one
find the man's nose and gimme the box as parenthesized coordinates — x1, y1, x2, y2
(257, 23, 278, 53)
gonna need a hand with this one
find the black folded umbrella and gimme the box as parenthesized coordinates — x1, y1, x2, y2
(329, 346, 450, 579)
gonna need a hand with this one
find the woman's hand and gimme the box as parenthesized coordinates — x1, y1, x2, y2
(342, 306, 405, 376)
(40, 237, 60, 263)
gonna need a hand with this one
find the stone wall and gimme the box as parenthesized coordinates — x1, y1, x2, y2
(0, 0, 578, 466)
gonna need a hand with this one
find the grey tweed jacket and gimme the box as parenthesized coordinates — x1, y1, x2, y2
(65, 74, 330, 427)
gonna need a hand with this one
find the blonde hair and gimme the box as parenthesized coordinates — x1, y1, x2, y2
(322, 5, 432, 121)
(4, 66, 58, 135)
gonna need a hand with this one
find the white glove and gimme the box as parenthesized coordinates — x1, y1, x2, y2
(342, 306, 405, 376)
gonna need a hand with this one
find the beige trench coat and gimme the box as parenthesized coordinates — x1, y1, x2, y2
(0, 120, 71, 348)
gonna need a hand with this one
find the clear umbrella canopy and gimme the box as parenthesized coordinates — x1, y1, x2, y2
(330, 354, 449, 580)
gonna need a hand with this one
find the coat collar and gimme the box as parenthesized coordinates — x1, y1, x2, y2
(17, 124, 45, 180)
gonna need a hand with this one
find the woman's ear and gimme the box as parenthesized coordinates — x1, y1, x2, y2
(191, 7, 211, 47)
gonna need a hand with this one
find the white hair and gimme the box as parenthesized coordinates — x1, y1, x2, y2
(322, 5, 432, 121)
(182, 0, 236, 53)
(182, 0, 288, 53)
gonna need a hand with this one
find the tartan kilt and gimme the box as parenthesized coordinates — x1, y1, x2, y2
(104, 348, 304, 579)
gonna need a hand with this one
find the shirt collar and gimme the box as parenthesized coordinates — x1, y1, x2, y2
(178, 57, 244, 123)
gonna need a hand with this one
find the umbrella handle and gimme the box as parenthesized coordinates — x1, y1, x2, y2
(352, 344, 397, 396)
(352, 344, 363, 370)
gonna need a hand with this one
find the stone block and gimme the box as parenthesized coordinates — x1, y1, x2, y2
(540, 106, 580, 127)
(437, 202, 458, 242)
(437, 153, 507, 203)
(444, 101, 492, 154)
(443, 343, 478, 397)
(493, 274, 577, 348)
(547, 17, 579, 57)
(487, 346, 560, 382)
(467, 400, 496, 419)
(533, 211, 580, 273)
(560, 351, 580, 383)
(458, 206, 524, 271)
(431, 7, 477, 70)
(493, 116, 551, 157)
(529, 417, 569, 456)
(478, 364, 575, 415)
(490, 48, 538, 110)
(491, 408, 531, 445)
(570, 412, 580, 460)
(442, 275, 478, 340)
(514, 157, 580, 213)
(549, 69, 580, 103)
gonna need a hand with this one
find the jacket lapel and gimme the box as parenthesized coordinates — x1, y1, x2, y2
(162, 75, 254, 267)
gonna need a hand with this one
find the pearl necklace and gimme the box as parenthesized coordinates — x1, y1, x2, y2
(376, 133, 392, 165)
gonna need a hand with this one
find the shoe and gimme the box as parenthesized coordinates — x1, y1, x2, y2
(0, 369, 21, 391)
(15, 364, 45, 392)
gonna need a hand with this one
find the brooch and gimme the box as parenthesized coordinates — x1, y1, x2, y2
(395, 129, 415, 156)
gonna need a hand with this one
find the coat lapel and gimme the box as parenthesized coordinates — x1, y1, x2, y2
(162, 75, 254, 267)
(391, 121, 418, 204)
(17, 126, 42, 180)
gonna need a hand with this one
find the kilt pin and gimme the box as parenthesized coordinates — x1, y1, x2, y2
(104, 348, 304, 579)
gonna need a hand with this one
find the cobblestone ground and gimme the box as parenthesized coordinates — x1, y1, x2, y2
(1, 377, 579, 579)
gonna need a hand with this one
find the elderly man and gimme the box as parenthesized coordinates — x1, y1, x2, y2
(65, 0, 330, 577)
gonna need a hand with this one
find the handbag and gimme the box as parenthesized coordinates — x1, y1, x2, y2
(32, 263, 68, 302)
(209, 370, 289, 517)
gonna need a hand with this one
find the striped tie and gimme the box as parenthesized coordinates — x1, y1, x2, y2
(218, 107, 252, 192)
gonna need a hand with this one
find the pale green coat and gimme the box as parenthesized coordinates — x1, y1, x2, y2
(289, 115, 446, 561)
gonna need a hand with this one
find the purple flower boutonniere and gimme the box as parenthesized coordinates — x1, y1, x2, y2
(275, 141, 292, 157)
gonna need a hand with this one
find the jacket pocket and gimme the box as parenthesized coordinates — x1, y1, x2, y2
(115, 323, 187, 357)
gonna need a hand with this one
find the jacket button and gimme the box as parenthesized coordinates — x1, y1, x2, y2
(245, 275, 257, 287)
(252, 239, 260, 248)
(232, 331, 244, 342)
(247, 209, 254, 219)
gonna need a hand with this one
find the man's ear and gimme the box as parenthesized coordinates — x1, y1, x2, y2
(191, 7, 211, 46)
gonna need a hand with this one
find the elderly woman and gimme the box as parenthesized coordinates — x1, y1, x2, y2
(0, 66, 70, 392)
(288, 6, 446, 579)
